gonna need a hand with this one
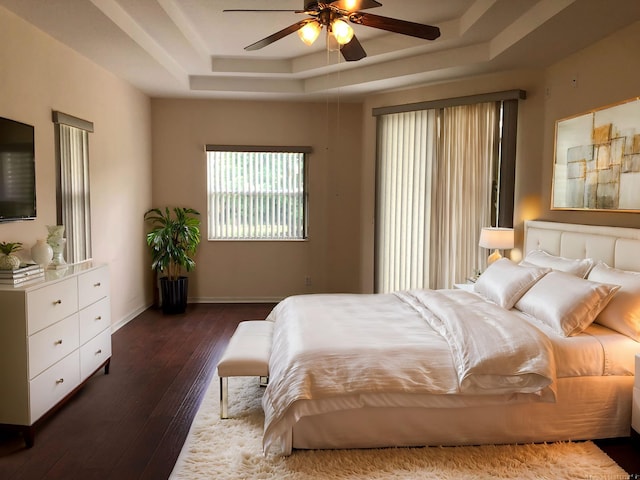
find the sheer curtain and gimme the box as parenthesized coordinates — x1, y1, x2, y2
(429, 102, 498, 289)
(376, 102, 499, 292)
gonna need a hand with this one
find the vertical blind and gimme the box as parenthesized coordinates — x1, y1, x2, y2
(376, 102, 499, 292)
(52, 110, 94, 265)
(58, 124, 92, 264)
(206, 150, 307, 240)
(376, 110, 436, 293)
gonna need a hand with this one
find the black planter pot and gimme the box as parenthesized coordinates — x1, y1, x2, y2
(159, 276, 189, 314)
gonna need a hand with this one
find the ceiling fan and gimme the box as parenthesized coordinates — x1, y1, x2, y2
(223, 0, 441, 62)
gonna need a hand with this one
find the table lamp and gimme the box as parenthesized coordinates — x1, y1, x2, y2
(479, 227, 514, 265)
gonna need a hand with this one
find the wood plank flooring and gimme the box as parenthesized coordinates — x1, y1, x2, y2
(0, 303, 638, 479)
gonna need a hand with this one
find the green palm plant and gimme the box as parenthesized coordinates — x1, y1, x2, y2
(144, 207, 201, 280)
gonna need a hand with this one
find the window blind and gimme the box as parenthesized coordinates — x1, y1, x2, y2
(207, 150, 307, 240)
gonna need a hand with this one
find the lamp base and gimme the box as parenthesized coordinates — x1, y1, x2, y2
(487, 249, 502, 265)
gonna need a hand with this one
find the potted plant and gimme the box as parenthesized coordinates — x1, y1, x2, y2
(144, 207, 201, 314)
(0, 242, 23, 270)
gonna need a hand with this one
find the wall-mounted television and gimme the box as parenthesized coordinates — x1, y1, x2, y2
(0, 116, 36, 222)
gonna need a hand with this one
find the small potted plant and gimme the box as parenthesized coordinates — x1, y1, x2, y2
(0, 242, 23, 270)
(144, 207, 201, 314)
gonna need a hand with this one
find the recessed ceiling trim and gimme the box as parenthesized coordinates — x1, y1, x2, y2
(303, 43, 490, 94)
(190, 76, 304, 94)
(157, 0, 210, 62)
(459, 0, 498, 35)
(211, 57, 294, 75)
(489, 0, 576, 59)
(89, 0, 188, 87)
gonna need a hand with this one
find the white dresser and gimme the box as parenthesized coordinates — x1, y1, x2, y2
(0, 263, 111, 447)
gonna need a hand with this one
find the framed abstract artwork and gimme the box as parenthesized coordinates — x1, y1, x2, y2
(552, 96, 640, 211)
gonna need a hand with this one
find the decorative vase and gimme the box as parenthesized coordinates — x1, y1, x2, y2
(0, 254, 21, 270)
(31, 239, 54, 267)
(47, 225, 67, 267)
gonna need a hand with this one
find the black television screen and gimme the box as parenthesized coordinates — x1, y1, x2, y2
(0, 116, 36, 222)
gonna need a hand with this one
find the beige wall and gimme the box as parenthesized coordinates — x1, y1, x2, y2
(540, 21, 640, 229)
(0, 6, 153, 328)
(150, 99, 363, 301)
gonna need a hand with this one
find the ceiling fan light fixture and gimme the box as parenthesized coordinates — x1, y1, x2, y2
(298, 21, 322, 46)
(331, 18, 354, 45)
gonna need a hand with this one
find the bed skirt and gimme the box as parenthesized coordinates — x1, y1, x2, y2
(286, 376, 633, 454)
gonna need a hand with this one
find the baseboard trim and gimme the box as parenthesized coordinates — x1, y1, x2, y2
(189, 297, 283, 304)
(111, 302, 153, 333)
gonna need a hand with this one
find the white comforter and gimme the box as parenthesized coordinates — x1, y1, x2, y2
(262, 289, 556, 454)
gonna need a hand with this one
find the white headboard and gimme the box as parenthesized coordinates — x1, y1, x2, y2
(524, 220, 640, 273)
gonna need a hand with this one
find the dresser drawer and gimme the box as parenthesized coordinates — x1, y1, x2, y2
(29, 350, 80, 422)
(78, 266, 109, 310)
(27, 278, 78, 335)
(79, 297, 111, 344)
(28, 314, 79, 380)
(80, 329, 111, 381)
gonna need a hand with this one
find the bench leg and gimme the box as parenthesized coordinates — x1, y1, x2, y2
(220, 377, 228, 419)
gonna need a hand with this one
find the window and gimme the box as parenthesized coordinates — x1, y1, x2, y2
(374, 90, 524, 292)
(52, 111, 94, 264)
(206, 146, 310, 240)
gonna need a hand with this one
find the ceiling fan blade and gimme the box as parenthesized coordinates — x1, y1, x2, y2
(223, 9, 301, 13)
(245, 19, 311, 51)
(329, 0, 382, 11)
(349, 12, 441, 40)
(340, 35, 367, 61)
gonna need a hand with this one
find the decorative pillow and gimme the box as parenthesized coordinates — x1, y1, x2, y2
(474, 258, 550, 309)
(587, 262, 640, 341)
(520, 250, 594, 278)
(515, 271, 620, 337)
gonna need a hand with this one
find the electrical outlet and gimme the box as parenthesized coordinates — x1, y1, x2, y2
(305, 276, 312, 286)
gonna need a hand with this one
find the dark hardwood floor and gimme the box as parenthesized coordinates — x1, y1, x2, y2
(0, 303, 638, 479)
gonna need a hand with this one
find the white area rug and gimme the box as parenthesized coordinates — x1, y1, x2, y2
(170, 374, 628, 480)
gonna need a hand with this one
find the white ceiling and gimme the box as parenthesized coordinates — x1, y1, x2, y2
(2, 0, 640, 101)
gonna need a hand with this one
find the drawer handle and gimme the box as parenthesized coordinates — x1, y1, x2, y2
(56, 378, 64, 384)
(96, 349, 102, 355)
(95, 316, 102, 321)
(94, 282, 101, 287)
(53, 299, 62, 305)
(54, 339, 63, 345)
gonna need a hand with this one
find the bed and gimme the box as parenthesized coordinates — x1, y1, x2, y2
(262, 221, 640, 455)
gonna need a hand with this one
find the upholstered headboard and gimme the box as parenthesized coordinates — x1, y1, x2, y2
(524, 220, 640, 273)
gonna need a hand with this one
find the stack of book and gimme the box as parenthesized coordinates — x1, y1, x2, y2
(0, 264, 45, 286)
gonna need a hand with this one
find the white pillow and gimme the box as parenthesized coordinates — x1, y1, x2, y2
(474, 258, 550, 309)
(515, 271, 620, 337)
(587, 262, 640, 341)
(520, 250, 594, 278)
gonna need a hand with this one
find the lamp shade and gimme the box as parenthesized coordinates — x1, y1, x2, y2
(479, 227, 514, 250)
(298, 21, 322, 46)
(331, 19, 354, 45)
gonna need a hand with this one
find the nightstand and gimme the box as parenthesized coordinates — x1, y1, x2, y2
(633, 354, 640, 434)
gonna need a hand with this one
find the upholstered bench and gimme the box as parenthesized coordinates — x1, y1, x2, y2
(217, 320, 273, 419)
